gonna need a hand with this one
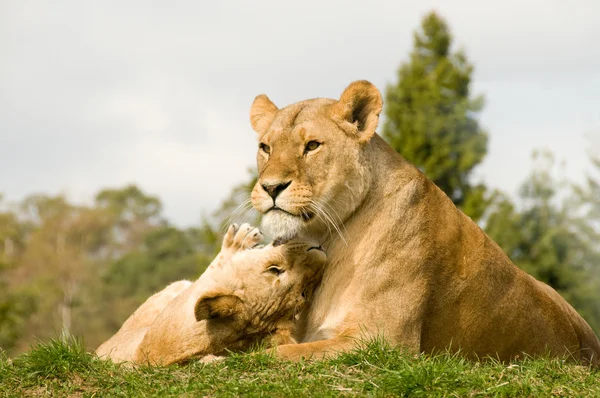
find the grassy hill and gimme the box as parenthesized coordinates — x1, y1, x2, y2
(1, 337, 598, 397)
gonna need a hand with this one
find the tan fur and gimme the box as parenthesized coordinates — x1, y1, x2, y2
(248, 80, 600, 366)
(96, 280, 192, 363)
(96, 224, 326, 365)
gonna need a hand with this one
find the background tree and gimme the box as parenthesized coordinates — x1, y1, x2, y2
(485, 150, 600, 333)
(89, 186, 219, 348)
(0, 199, 36, 351)
(13, 195, 112, 346)
(100, 224, 216, 333)
(191, 168, 260, 260)
(211, 168, 259, 232)
(383, 11, 489, 221)
(95, 185, 163, 255)
(0, 185, 227, 354)
(576, 148, 600, 237)
(572, 147, 600, 330)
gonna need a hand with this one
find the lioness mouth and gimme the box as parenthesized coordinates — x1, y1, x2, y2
(267, 206, 314, 221)
(267, 206, 292, 216)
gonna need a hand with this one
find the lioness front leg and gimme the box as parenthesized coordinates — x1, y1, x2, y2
(208, 223, 263, 270)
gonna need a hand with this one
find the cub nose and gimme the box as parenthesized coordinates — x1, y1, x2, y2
(261, 181, 291, 200)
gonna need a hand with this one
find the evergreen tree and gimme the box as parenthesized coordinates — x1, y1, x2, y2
(383, 11, 489, 221)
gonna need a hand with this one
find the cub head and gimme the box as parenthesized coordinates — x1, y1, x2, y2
(193, 238, 326, 339)
(249, 80, 383, 239)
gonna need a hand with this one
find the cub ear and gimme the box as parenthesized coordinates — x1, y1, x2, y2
(330, 80, 383, 143)
(250, 94, 279, 135)
(194, 290, 243, 321)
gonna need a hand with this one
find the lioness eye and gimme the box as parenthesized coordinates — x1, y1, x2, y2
(305, 141, 320, 152)
(259, 143, 271, 154)
(267, 266, 284, 276)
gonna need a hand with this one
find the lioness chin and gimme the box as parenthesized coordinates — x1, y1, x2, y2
(96, 223, 326, 365)
(248, 80, 600, 366)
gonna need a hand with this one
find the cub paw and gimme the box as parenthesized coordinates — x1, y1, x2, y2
(222, 223, 263, 251)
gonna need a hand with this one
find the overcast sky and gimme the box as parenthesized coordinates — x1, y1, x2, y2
(1, 0, 599, 226)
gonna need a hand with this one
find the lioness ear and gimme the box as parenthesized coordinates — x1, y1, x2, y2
(194, 291, 243, 321)
(330, 80, 383, 143)
(250, 94, 279, 135)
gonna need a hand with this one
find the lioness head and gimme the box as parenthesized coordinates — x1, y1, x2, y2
(249, 80, 383, 239)
(193, 237, 327, 342)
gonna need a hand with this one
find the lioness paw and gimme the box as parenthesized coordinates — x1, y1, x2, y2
(200, 354, 225, 364)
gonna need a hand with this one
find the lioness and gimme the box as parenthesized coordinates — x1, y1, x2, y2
(96, 224, 326, 365)
(248, 80, 600, 365)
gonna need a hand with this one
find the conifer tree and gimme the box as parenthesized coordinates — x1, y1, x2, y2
(383, 12, 489, 220)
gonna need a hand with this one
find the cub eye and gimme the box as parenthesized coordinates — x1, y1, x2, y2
(305, 141, 320, 153)
(267, 266, 284, 276)
(259, 143, 271, 154)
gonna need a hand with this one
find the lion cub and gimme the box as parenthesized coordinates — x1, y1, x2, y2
(96, 224, 326, 365)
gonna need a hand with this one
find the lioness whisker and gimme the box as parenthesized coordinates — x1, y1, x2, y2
(315, 199, 347, 245)
(310, 200, 347, 246)
(319, 198, 349, 237)
(222, 198, 251, 222)
(323, 211, 347, 247)
(312, 202, 340, 244)
(239, 206, 260, 227)
(308, 202, 333, 239)
(221, 199, 254, 233)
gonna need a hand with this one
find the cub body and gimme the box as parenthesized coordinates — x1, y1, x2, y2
(96, 224, 325, 365)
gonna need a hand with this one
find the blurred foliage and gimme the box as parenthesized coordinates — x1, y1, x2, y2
(0, 185, 223, 355)
(212, 168, 259, 230)
(485, 150, 600, 332)
(0, 176, 266, 355)
(102, 225, 215, 318)
(0, 199, 37, 351)
(383, 11, 490, 221)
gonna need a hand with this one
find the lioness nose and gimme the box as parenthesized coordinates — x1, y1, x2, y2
(262, 181, 291, 200)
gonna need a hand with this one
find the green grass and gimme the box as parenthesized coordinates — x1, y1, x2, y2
(1, 338, 598, 397)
